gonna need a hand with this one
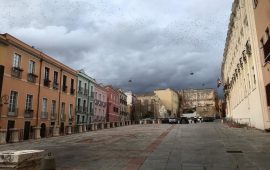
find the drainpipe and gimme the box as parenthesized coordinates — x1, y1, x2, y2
(57, 69, 63, 126)
(36, 57, 43, 127)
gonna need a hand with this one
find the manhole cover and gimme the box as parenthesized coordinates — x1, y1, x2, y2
(226, 150, 243, 153)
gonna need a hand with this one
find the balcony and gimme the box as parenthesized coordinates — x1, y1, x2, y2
(61, 113, 66, 121)
(84, 89, 88, 96)
(41, 112, 48, 119)
(53, 82, 59, 90)
(62, 85, 68, 93)
(83, 107, 88, 113)
(11, 67, 23, 79)
(90, 92, 94, 98)
(78, 87, 83, 95)
(8, 108, 18, 117)
(24, 109, 34, 118)
(70, 88, 75, 95)
(76, 106, 83, 113)
(44, 79, 51, 87)
(27, 73, 38, 83)
(51, 113, 56, 120)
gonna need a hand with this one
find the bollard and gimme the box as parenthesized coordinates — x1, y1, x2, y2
(0, 129, 7, 145)
(41, 152, 56, 170)
(53, 126, 60, 137)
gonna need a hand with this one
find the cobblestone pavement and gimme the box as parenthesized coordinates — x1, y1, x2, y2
(1, 122, 270, 170)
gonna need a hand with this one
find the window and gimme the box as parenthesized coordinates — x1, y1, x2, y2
(61, 102, 65, 121)
(79, 80, 82, 90)
(13, 54, 21, 68)
(62, 75, 67, 92)
(61, 102, 65, 115)
(99, 94, 101, 100)
(25, 94, 33, 110)
(28, 60, 35, 74)
(263, 28, 270, 63)
(53, 71, 58, 84)
(69, 104, 73, 119)
(83, 100, 86, 112)
(266, 84, 270, 106)
(9, 91, 18, 112)
(78, 98, 81, 107)
(90, 102, 93, 112)
(42, 98, 48, 112)
(253, 0, 258, 8)
(51, 100, 56, 118)
(71, 79, 74, 89)
(44, 67, 50, 80)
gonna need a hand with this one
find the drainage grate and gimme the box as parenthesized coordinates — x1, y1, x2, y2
(226, 150, 243, 153)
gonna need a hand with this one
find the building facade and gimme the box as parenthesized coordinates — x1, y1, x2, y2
(93, 83, 107, 123)
(154, 88, 179, 118)
(178, 89, 218, 117)
(125, 91, 137, 121)
(75, 70, 95, 125)
(137, 93, 161, 118)
(105, 86, 120, 122)
(118, 89, 128, 121)
(0, 33, 77, 141)
(221, 0, 270, 129)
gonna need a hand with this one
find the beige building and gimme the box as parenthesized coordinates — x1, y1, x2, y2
(178, 89, 218, 117)
(154, 88, 179, 117)
(221, 0, 270, 129)
(137, 93, 161, 119)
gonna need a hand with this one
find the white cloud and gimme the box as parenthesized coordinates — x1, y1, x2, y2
(0, 0, 233, 93)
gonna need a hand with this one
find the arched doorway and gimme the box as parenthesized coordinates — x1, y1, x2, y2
(40, 123, 46, 138)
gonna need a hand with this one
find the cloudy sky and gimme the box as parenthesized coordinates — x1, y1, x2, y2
(0, 0, 233, 93)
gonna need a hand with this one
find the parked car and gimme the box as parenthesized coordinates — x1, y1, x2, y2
(202, 116, 215, 122)
(169, 118, 178, 124)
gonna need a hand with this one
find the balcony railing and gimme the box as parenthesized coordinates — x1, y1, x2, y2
(78, 87, 83, 95)
(90, 92, 94, 98)
(51, 113, 56, 120)
(76, 106, 83, 113)
(84, 89, 88, 96)
(53, 82, 59, 90)
(11, 67, 23, 79)
(44, 79, 51, 87)
(27, 73, 38, 83)
(83, 107, 88, 113)
(61, 113, 66, 121)
(24, 109, 34, 118)
(70, 88, 75, 95)
(8, 108, 18, 117)
(41, 112, 48, 119)
(62, 85, 68, 93)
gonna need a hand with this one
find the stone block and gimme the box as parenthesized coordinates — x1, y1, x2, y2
(0, 150, 44, 169)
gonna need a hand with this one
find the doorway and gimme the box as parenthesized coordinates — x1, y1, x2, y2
(23, 121, 31, 140)
(40, 123, 46, 138)
(6, 120, 15, 142)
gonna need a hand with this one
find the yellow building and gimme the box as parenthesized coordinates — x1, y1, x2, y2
(154, 88, 179, 117)
(221, 0, 270, 130)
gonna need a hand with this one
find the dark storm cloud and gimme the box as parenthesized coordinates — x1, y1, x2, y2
(0, 0, 233, 93)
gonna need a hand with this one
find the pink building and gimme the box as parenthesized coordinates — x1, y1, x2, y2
(105, 85, 120, 122)
(93, 83, 107, 123)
